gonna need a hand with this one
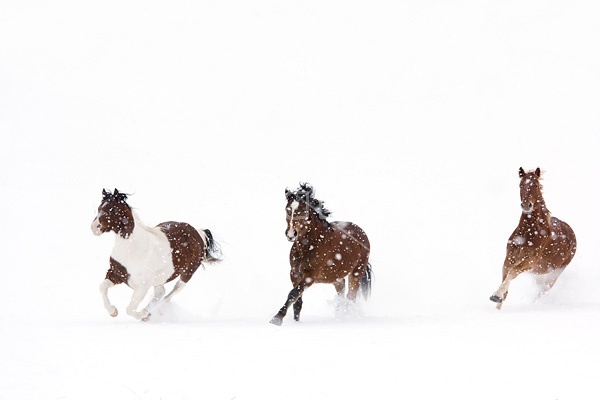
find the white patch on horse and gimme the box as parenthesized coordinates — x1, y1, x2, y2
(111, 212, 176, 289)
(286, 201, 299, 240)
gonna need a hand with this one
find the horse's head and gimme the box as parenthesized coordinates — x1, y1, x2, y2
(91, 189, 134, 238)
(284, 183, 331, 242)
(518, 167, 543, 214)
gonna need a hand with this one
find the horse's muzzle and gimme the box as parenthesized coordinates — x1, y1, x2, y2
(91, 219, 104, 236)
(285, 229, 297, 242)
(521, 201, 533, 214)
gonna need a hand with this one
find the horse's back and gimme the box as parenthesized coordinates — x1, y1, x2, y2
(331, 221, 370, 257)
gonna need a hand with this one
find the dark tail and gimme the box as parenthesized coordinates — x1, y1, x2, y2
(203, 229, 222, 262)
(360, 263, 373, 299)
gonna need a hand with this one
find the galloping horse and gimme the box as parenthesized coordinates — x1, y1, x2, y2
(490, 168, 576, 309)
(91, 189, 220, 320)
(270, 183, 372, 325)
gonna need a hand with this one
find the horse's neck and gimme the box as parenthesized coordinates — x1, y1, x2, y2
(519, 203, 552, 231)
(115, 212, 154, 243)
(306, 213, 331, 239)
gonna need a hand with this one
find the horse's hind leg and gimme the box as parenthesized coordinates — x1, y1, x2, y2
(535, 268, 566, 298)
(164, 279, 187, 302)
(126, 288, 152, 321)
(333, 278, 346, 298)
(99, 279, 118, 317)
(346, 267, 364, 301)
(146, 285, 166, 311)
(332, 278, 349, 315)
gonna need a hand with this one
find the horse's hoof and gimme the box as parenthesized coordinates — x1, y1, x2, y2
(109, 307, 118, 317)
(270, 316, 283, 326)
(141, 313, 151, 322)
(489, 295, 503, 304)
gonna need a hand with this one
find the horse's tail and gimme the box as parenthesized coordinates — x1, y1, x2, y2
(360, 263, 373, 299)
(202, 229, 222, 263)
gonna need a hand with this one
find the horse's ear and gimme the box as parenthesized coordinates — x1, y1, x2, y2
(285, 189, 293, 201)
(519, 167, 525, 178)
(535, 167, 541, 177)
(114, 188, 120, 195)
(302, 182, 313, 195)
(102, 188, 113, 201)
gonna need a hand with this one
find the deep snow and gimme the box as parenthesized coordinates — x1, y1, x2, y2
(1, 1, 600, 399)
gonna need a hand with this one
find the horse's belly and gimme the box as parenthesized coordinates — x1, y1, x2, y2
(111, 238, 175, 288)
(125, 258, 176, 288)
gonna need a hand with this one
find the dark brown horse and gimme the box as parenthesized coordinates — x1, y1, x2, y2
(490, 168, 576, 309)
(270, 183, 372, 325)
(91, 189, 221, 320)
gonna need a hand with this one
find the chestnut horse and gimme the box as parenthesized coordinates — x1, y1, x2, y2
(270, 183, 372, 326)
(490, 168, 576, 309)
(91, 189, 221, 320)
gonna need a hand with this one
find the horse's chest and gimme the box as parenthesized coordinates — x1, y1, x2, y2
(510, 219, 561, 261)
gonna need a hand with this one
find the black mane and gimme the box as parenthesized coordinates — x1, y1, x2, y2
(287, 182, 332, 221)
(102, 188, 130, 204)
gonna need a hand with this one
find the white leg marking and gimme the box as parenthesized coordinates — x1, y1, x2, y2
(164, 279, 187, 302)
(492, 269, 521, 309)
(146, 285, 166, 311)
(535, 268, 565, 297)
(126, 288, 151, 320)
(99, 279, 118, 317)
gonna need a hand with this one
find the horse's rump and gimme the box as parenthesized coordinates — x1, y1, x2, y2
(331, 221, 370, 252)
(157, 221, 205, 279)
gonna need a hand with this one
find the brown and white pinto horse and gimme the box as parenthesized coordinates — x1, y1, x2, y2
(490, 168, 576, 309)
(270, 183, 372, 326)
(91, 189, 220, 321)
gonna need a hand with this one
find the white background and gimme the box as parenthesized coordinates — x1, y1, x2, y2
(1, 1, 599, 399)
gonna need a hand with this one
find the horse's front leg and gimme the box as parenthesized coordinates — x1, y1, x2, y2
(270, 281, 309, 326)
(99, 279, 118, 317)
(126, 287, 152, 321)
(293, 297, 303, 322)
(490, 265, 523, 310)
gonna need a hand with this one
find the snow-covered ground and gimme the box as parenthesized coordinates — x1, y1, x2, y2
(1, 1, 600, 399)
